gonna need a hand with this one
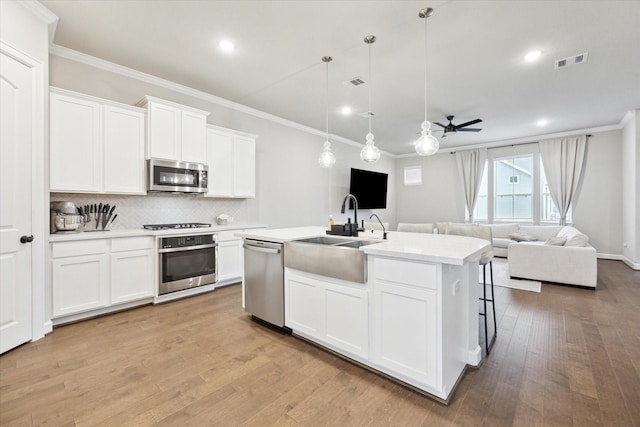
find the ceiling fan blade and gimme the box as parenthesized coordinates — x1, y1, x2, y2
(433, 122, 447, 128)
(457, 128, 482, 132)
(454, 118, 482, 129)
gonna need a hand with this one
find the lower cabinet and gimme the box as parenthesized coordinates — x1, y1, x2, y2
(216, 230, 243, 285)
(51, 237, 155, 320)
(110, 237, 155, 304)
(285, 269, 368, 359)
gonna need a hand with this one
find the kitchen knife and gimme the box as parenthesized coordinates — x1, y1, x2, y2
(103, 205, 116, 230)
(101, 205, 110, 229)
(106, 214, 117, 229)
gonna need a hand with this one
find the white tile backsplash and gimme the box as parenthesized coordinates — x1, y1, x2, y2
(51, 193, 256, 229)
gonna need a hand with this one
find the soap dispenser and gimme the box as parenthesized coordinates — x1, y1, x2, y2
(327, 215, 334, 231)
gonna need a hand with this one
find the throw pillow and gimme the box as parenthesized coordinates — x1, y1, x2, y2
(545, 236, 567, 246)
(565, 233, 589, 247)
(509, 231, 537, 242)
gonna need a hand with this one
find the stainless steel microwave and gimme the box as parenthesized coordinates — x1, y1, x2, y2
(148, 159, 208, 194)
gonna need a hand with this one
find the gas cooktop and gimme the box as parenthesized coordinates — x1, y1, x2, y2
(143, 223, 211, 230)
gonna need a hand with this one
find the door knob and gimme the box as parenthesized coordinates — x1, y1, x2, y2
(20, 235, 34, 243)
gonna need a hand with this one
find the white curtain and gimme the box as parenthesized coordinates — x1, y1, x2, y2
(455, 148, 487, 223)
(539, 135, 587, 225)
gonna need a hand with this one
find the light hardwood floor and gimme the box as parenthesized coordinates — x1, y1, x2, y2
(1, 259, 639, 426)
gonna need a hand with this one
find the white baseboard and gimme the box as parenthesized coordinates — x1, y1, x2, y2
(43, 320, 53, 335)
(597, 253, 640, 270)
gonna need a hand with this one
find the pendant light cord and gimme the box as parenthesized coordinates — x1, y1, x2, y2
(325, 60, 330, 139)
(423, 13, 428, 123)
(368, 41, 372, 134)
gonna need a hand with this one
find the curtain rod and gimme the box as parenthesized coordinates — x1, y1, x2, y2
(449, 134, 592, 154)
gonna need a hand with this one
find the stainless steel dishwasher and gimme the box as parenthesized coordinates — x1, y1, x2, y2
(243, 239, 287, 329)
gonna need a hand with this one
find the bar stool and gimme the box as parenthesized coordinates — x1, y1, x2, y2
(444, 224, 497, 355)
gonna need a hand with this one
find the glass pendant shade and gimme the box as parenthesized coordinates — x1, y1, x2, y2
(414, 120, 439, 156)
(360, 132, 381, 163)
(318, 140, 336, 168)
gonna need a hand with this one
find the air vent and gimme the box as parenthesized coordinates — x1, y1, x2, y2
(358, 111, 375, 118)
(555, 52, 589, 69)
(343, 76, 366, 88)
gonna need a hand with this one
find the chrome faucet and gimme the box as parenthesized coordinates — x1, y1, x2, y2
(340, 193, 359, 237)
(369, 213, 387, 239)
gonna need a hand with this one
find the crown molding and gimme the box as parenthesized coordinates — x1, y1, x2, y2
(20, 1, 58, 42)
(49, 44, 395, 159)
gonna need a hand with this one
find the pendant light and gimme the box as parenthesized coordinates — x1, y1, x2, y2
(360, 35, 381, 163)
(414, 7, 439, 156)
(318, 56, 337, 168)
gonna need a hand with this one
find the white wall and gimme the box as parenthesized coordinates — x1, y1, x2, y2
(621, 110, 639, 267)
(572, 130, 623, 255)
(48, 55, 396, 230)
(394, 152, 466, 226)
(395, 129, 625, 256)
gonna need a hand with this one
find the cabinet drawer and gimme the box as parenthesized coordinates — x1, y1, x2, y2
(216, 230, 242, 242)
(374, 257, 438, 289)
(52, 240, 108, 258)
(111, 236, 154, 252)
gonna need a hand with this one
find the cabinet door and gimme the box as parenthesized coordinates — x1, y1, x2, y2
(50, 92, 102, 192)
(324, 283, 368, 358)
(103, 105, 146, 194)
(52, 254, 109, 317)
(205, 129, 234, 197)
(181, 110, 207, 163)
(372, 281, 438, 387)
(110, 249, 154, 304)
(217, 239, 243, 284)
(285, 272, 323, 336)
(148, 101, 181, 160)
(233, 135, 255, 198)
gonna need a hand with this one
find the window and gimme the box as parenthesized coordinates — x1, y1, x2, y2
(403, 166, 422, 186)
(471, 145, 573, 224)
(494, 156, 533, 221)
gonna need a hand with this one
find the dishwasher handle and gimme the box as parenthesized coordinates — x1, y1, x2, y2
(243, 243, 281, 254)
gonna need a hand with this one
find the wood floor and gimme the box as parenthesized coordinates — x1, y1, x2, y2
(2, 260, 639, 426)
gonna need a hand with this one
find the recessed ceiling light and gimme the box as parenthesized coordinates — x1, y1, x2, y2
(219, 40, 235, 52)
(341, 106, 352, 115)
(536, 119, 548, 127)
(524, 50, 542, 62)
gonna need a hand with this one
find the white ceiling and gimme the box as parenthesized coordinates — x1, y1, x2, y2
(42, 0, 640, 155)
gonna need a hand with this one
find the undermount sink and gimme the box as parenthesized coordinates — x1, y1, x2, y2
(284, 236, 378, 283)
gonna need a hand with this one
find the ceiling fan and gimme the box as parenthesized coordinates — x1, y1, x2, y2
(434, 115, 482, 136)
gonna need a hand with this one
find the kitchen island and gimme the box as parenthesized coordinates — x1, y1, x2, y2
(236, 226, 490, 403)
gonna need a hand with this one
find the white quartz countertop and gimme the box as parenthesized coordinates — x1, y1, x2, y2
(49, 224, 267, 242)
(236, 226, 490, 265)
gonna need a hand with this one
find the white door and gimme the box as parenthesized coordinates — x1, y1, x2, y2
(0, 52, 33, 353)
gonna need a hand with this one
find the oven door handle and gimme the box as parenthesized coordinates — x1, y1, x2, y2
(243, 244, 281, 254)
(159, 243, 218, 253)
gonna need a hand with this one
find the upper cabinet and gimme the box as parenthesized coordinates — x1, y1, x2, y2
(206, 125, 256, 198)
(50, 88, 146, 194)
(137, 96, 209, 163)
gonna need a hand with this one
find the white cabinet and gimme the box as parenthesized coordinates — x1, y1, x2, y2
(103, 104, 146, 194)
(138, 96, 209, 163)
(51, 240, 109, 317)
(51, 237, 155, 321)
(50, 88, 146, 194)
(216, 230, 244, 285)
(370, 257, 440, 391)
(50, 90, 102, 192)
(110, 237, 155, 304)
(206, 126, 256, 198)
(285, 269, 368, 359)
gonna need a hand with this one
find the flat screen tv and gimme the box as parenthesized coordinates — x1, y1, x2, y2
(349, 168, 388, 209)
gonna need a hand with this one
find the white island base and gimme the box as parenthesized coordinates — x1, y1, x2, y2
(285, 251, 482, 403)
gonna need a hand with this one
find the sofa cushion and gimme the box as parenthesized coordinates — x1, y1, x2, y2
(487, 223, 519, 238)
(519, 225, 563, 241)
(557, 226, 589, 247)
(492, 237, 513, 249)
(509, 231, 537, 242)
(545, 236, 568, 246)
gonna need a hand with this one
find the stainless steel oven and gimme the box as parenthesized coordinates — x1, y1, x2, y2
(158, 233, 217, 295)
